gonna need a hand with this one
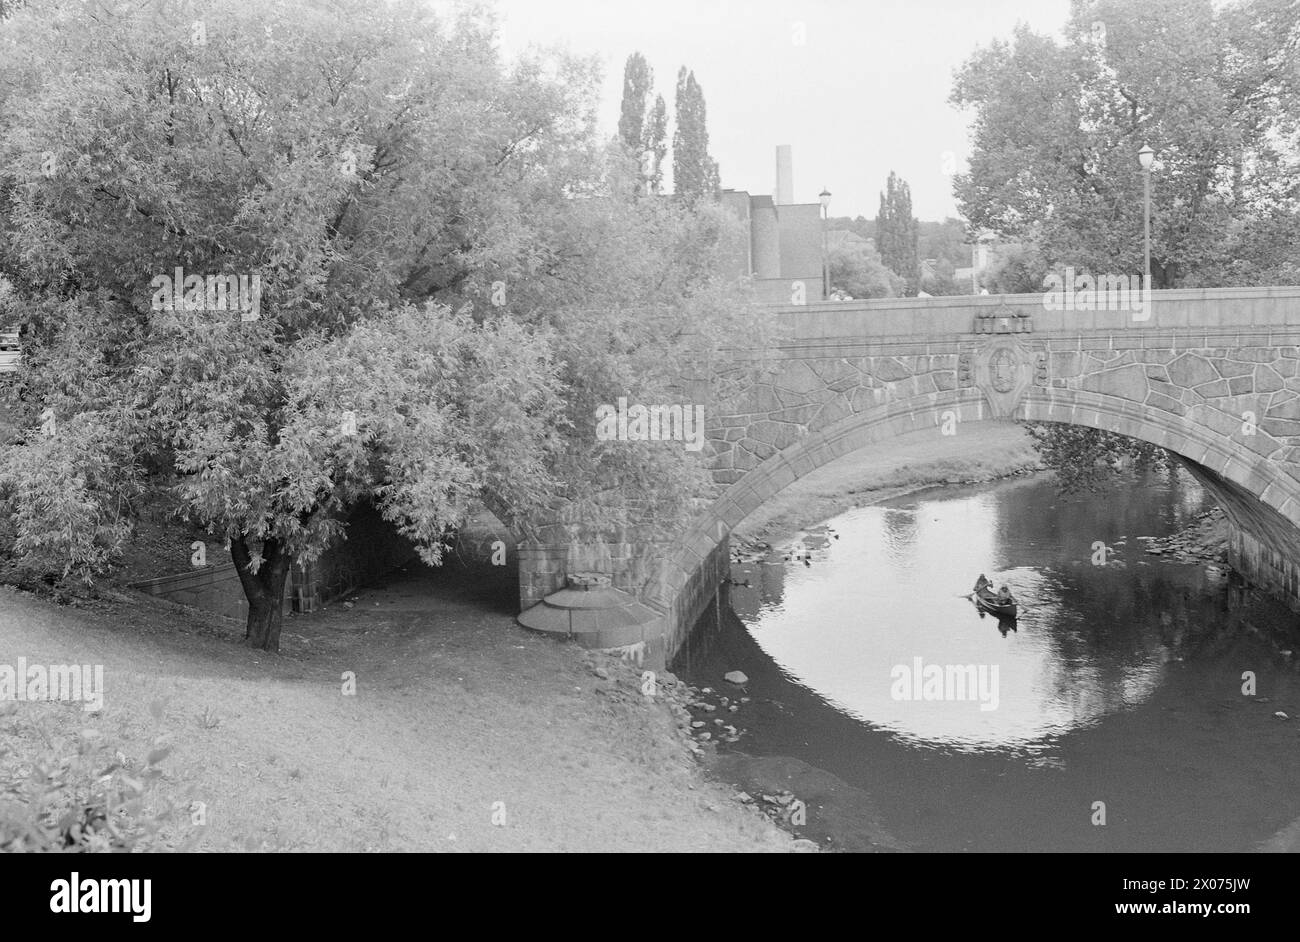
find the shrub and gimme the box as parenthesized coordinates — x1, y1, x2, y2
(0, 411, 139, 587)
(0, 702, 193, 852)
(1023, 422, 1173, 494)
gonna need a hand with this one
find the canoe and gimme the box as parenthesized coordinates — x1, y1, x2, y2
(973, 584, 1017, 619)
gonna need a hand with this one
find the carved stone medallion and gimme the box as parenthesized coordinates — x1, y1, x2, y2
(990, 348, 1017, 393)
(967, 336, 1047, 418)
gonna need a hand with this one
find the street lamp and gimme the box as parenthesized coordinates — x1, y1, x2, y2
(1138, 144, 1154, 295)
(819, 187, 832, 299)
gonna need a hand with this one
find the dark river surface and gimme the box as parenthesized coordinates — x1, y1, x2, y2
(673, 471, 1300, 852)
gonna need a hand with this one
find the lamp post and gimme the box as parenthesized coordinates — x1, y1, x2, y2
(819, 187, 832, 299)
(1138, 144, 1154, 294)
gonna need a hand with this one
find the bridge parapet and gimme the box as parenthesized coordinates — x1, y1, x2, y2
(762, 286, 1300, 342)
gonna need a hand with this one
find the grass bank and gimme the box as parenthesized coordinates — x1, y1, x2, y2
(0, 564, 798, 853)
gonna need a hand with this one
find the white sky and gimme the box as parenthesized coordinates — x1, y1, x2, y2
(491, 0, 1073, 221)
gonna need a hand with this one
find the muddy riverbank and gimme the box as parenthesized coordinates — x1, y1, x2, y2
(729, 423, 1041, 555)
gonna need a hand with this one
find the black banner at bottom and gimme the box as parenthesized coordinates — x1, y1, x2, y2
(0, 852, 1284, 929)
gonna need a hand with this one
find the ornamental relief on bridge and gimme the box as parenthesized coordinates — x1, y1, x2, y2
(962, 335, 1048, 418)
(973, 303, 1033, 335)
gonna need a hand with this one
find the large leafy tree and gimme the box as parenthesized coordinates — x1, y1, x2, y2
(951, 0, 1300, 288)
(0, 0, 766, 649)
(981, 241, 1050, 294)
(0, 0, 576, 648)
(829, 240, 902, 299)
(918, 219, 971, 282)
(471, 147, 768, 531)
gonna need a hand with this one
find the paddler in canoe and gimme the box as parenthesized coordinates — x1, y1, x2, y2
(970, 574, 1017, 619)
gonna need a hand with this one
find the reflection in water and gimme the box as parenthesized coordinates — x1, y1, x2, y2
(738, 485, 1178, 750)
(677, 471, 1300, 852)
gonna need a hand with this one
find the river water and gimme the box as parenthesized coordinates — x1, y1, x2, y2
(674, 471, 1300, 852)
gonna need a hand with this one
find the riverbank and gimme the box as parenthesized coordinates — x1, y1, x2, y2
(730, 422, 1041, 554)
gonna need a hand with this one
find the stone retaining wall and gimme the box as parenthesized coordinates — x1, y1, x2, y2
(130, 502, 417, 620)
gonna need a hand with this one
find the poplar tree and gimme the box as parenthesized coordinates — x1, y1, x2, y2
(617, 52, 653, 154)
(876, 172, 920, 295)
(642, 93, 668, 194)
(672, 67, 719, 202)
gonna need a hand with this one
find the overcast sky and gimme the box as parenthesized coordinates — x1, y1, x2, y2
(491, 0, 1073, 222)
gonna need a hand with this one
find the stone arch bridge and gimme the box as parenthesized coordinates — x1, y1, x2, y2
(518, 286, 1300, 668)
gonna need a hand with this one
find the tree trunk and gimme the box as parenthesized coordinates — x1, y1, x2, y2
(231, 536, 291, 652)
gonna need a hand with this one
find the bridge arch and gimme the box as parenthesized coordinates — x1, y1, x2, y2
(651, 382, 1300, 639)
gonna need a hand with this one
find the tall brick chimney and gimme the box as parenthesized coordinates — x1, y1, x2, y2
(775, 144, 793, 206)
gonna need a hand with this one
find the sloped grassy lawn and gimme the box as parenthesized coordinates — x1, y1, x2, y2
(0, 569, 793, 852)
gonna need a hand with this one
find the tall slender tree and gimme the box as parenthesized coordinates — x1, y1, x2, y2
(876, 172, 920, 295)
(672, 67, 719, 202)
(642, 93, 668, 194)
(617, 52, 653, 154)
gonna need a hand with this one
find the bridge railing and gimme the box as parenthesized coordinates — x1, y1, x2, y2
(763, 285, 1300, 341)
